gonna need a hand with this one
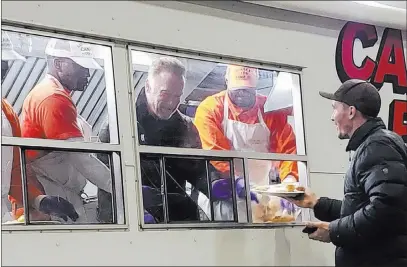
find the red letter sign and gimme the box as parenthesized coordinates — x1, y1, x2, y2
(389, 100, 407, 142)
(371, 28, 407, 95)
(335, 21, 378, 83)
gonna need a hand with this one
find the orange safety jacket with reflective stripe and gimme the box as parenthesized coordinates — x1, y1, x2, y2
(2, 98, 45, 219)
(193, 91, 298, 181)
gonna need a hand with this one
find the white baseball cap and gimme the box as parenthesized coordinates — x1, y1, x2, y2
(2, 31, 26, 62)
(45, 38, 102, 70)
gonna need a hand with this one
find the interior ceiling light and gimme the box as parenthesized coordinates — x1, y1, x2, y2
(352, 1, 406, 12)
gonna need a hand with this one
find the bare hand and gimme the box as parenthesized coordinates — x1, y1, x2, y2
(306, 221, 331, 243)
(285, 187, 319, 209)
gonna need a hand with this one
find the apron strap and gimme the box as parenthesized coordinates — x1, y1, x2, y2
(222, 95, 229, 133)
(256, 107, 270, 135)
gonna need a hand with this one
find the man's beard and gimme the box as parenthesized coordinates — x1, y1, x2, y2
(338, 133, 350, 140)
(337, 123, 352, 140)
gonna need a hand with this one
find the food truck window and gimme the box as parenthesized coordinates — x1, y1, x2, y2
(1, 30, 119, 144)
(1, 28, 125, 229)
(130, 48, 309, 228)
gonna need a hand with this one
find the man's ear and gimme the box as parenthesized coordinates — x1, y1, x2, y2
(348, 106, 357, 120)
(53, 58, 63, 71)
(145, 79, 151, 93)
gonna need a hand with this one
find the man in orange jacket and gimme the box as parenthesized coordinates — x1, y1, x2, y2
(194, 64, 299, 221)
(2, 97, 43, 221)
(1, 36, 78, 222)
(19, 38, 112, 223)
(194, 65, 298, 180)
(2, 98, 78, 223)
(1, 98, 78, 223)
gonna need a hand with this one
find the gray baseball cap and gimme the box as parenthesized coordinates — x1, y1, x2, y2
(319, 79, 381, 117)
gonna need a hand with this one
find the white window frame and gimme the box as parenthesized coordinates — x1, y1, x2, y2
(128, 45, 311, 230)
(1, 25, 132, 232)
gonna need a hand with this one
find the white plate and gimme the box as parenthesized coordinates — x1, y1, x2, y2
(253, 190, 304, 198)
(252, 184, 304, 198)
(3, 220, 62, 225)
(31, 221, 62, 225)
(2, 221, 24, 225)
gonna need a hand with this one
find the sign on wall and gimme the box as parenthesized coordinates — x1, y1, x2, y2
(335, 21, 407, 142)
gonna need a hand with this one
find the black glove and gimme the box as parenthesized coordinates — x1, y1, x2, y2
(38, 196, 79, 222)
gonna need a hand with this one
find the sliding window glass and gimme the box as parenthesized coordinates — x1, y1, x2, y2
(1, 28, 125, 229)
(130, 48, 309, 228)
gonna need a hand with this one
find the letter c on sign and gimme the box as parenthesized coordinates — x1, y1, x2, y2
(335, 22, 378, 84)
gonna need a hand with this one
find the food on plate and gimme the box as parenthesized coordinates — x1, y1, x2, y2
(252, 185, 270, 191)
(265, 215, 295, 223)
(17, 215, 25, 223)
(252, 195, 296, 223)
(296, 186, 306, 192)
(285, 184, 295, 192)
(3, 215, 26, 224)
(251, 183, 306, 195)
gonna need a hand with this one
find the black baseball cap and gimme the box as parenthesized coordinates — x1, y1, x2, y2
(319, 79, 381, 117)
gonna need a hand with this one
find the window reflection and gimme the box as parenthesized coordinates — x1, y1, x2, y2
(1, 30, 118, 144)
(132, 51, 306, 157)
(1, 146, 124, 225)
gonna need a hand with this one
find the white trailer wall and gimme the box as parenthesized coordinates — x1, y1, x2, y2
(1, 1, 405, 266)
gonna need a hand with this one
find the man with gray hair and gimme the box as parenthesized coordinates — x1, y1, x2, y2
(138, 56, 200, 146)
(98, 56, 215, 223)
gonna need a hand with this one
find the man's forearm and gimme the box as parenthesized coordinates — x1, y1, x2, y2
(313, 197, 342, 222)
(70, 153, 112, 193)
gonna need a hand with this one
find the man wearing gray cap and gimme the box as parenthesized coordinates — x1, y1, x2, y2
(287, 79, 407, 266)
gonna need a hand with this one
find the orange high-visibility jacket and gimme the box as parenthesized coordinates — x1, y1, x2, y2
(20, 76, 83, 161)
(20, 76, 83, 140)
(2, 98, 45, 219)
(193, 91, 298, 181)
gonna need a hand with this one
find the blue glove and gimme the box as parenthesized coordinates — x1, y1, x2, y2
(280, 198, 297, 215)
(212, 179, 232, 200)
(236, 177, 259, 203)
(142, 186, 162, 209)
(212, 178, 258, 203)
(38, 196, 79, 222)
(144, 210, 156, 224)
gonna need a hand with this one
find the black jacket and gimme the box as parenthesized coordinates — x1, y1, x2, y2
(136, 90, 215, 222)
(314, 118, 407, 267)
(136, 90, 210, 195)
(96, 91, 217, 223)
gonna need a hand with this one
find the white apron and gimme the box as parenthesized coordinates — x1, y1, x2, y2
(1, 110, 14, 222)
(76, 114, 100, 208)
(29, 75, 109, 224)
(200, 97, 273, 221)
(77, 115, 92, 142)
